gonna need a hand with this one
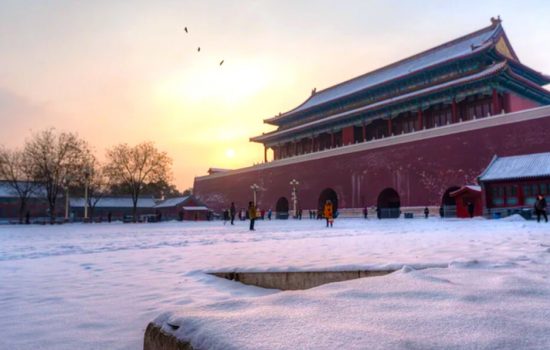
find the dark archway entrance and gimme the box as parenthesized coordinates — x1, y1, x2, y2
(377, 188, 400, 218)
(441, 186, 460, 218)
(318, 188, 338, 217)
(275, 197, 289, 219)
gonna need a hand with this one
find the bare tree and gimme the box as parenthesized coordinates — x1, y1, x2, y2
(104, 142, 172, 222)
(24, 129, 92, 224)
(73, 154, 110, 221)
(0, 147, 38, 223)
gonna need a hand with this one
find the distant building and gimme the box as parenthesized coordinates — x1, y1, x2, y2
(69, 197, 158, 222)
(194, 18, 550, 218)
(478, 152, 550, 217)
(0, 181, 55, 223)
(154, 196, 209, 221)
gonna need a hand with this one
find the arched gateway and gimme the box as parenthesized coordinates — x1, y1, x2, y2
(377, 188, 400, 218)
(318, 188, 338, 216)
(275, 197, 289, 219)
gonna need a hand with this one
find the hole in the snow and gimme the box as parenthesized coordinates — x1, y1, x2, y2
(209, 270, 400, 290)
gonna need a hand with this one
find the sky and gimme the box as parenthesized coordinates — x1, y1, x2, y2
(1, 0, 549, 190)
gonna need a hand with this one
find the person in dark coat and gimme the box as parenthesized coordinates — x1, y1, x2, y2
(25, 211, 30, 224)
(230, 202, 236, 225)
(439, 206, 444, 218)
(467, 202, 475, 218)
(223, 209, 229, 225)
(248, 201, 257, 231)
(534, 194, 548, 223)
(108, 211, 112, 223)
(424, 207, 429, 218)
(363, 207, 368, 219)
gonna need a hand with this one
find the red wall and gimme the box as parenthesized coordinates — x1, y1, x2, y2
(505, 93, 540, 112)
(194, 113, 550, 212)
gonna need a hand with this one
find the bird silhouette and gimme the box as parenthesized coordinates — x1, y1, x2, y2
(219, 60, 224, 66)
(197, 47, 201, 52)
(184, 27, 188, 33)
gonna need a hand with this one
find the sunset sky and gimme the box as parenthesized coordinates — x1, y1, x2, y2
(1, 0, 549, 190)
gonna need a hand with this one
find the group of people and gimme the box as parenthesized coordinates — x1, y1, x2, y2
(222, 193, 547, 231)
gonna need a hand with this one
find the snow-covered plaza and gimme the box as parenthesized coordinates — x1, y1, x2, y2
(1, 217, 550, 349)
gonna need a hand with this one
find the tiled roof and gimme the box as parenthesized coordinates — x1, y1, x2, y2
(70, 197, 157, 208)
(154, 196, 191, 208)
(479, 152, 550, 181)
(267, 22, 502, 122)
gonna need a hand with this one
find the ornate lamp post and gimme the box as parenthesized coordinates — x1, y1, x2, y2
(83, 167, 91, 222)
(289, 179, 299, 218)
(250, 183, 260, 207)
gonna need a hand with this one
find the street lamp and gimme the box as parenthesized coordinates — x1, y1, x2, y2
(250, 183, 260, 207)
(83, 167, 91, 222)
(289, 179, 299, 218)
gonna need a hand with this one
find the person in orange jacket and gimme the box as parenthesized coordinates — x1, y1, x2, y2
(323, 200, 334, 227)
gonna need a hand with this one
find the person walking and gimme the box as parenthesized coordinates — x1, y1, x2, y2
(323, 200, 334, 227)
(267, 208, 272, 220)
(467, 202, 475, 218)
(534, 194, 548, 223)
(424, 207, 429, 219)
(230, 202, 236, 225)
(248, 201, 257, 231)
(363, 206, 368, 219)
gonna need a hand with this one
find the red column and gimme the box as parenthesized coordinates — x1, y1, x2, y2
(492, 89, 500, 115)
(362, 122, 367, 141)
(417, 108, 423, 130)
(331, 132, 335, 147)
(293, 141, 297, 156)
(387, 119, 393, 136)
(311, 137, 314, 153)
(264, 147, 267, 162)
(451, 99, 457, 123)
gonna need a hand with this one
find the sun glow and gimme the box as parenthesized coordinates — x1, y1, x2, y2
(225, 148, 235, 158)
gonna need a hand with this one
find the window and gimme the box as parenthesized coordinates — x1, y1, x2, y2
(506, 185, 518, 206)
(492, 186, 504, 206)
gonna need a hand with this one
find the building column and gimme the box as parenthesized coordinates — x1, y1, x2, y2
(387, 119, 393, 136)
(264, 146, 267, 162)
(492, 89, 500, 115)
(331, 132, 335, 148)
(451, 99, 458, 123)
(293, 141, 297, 156)
(362, 122, 367, 141)
(417, 108, 423, 130)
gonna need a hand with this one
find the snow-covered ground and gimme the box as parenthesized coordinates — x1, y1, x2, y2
(1, 218, 549, 349)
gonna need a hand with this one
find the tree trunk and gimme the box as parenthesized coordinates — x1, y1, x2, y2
(18, 198, 27, 224)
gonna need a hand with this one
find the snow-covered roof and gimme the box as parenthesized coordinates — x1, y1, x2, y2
(268, 22, 503, 122)
(450, 185, 482, 197)
(70, 197, 157, 208)
(182, 206, 208, 211)
(154, 196, 190, 208)
(479, 152, 550, 182)
(0, 182, 46, 198)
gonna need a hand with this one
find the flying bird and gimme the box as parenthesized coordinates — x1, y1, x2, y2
(184, 27, 188, 33)
(219, 60, 224, 66)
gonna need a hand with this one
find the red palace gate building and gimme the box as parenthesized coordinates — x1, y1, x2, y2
(193, 18, 550, 218)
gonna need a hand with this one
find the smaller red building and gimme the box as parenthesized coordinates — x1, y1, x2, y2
(450, 186, 483, 218)
(479, 152, 550, 217)
(154, 196, 209, 221)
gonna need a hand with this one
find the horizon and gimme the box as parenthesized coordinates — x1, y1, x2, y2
(1, 0, 549, 190)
